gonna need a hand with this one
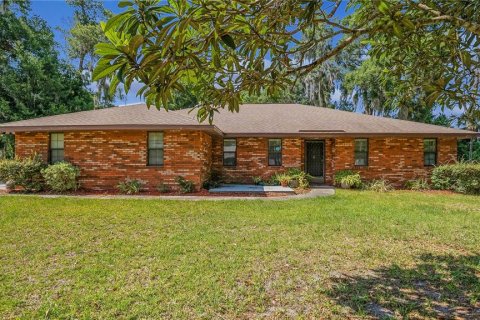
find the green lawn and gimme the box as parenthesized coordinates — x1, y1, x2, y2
(1, 191, 479, 319)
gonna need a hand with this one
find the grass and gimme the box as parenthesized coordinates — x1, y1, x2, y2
(0, 190, 479, 319)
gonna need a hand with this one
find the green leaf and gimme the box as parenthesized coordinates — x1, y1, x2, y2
(128, 35, 144, 52)
(376, 1, 390, 14)
(104, 10, 133, 32)
(93, 63, 123, 81)
(221, 34, 236, 49)
(392, 23, 403, 38)
(95, 43, 122, 56)
(118, 1, 133, 8)
(109, 75, 121, 96)
(402, 17, 415, 30)
(212, 49, 221, 68)
(426, 91, 441, 106)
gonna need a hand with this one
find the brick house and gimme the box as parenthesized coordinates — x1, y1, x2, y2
(0, 104, 476, 191)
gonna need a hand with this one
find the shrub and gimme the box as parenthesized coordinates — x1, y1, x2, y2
(263, 174, 280, 186)
(334, 170, 362, 189)
(202, 171, 222, 190)
(275, 173, 291, 186)
(405, 178, 430, 191)
(0, 159, 22, 187)
(341, 173, 362, 189)
(117, 179, 143, 194)
(366, 179, 393, 192)
(175, 176, 195, 193)
(431, 163, 480, 194)
(41, 162, 80, 192)
(157, 183, 170, 193)
(0, 155, 46, 192)
(252, 176, 263, 185)
(285, 168, 312, 189)
(334, 170, 355, 185)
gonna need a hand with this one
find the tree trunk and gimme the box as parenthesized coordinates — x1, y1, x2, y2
(1, 0, 9, 13)
(469, 138, 474, 161)
(78, 54, 85, 71)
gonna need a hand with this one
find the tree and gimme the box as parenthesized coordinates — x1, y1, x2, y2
(0, 0, 93, 157)
(66, 0, 115, 108)
(0, 0, 93, 123)
(93, 0, 480, 122)
(341, 58, 394, 117)
(296, 27, 343, 108)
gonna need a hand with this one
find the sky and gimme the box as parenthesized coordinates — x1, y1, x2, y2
(30, 0, 144, 105)
(28, 0, 461, 118)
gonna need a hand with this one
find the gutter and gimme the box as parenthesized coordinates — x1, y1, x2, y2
(0, 124, 225, 136)
(1, 126, 477, 139)
(222, 131, 479, 138)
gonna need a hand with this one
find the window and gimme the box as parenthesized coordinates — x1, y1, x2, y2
(268, 139, 282, 166)
(354, 138, 368, 166)
(148, 132, 164, 166)
(49, 133, 64, 164)
(424, 138, 437, 166)
(223, 139, 236, 166)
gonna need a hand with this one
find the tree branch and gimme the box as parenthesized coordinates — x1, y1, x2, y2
(290, 30, 368, 75)
(412, 1, 480, 36)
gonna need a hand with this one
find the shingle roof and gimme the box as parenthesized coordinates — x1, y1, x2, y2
(0, 103, 477, 137)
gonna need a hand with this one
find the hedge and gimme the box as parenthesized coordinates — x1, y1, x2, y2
(431, 163, 480, 194)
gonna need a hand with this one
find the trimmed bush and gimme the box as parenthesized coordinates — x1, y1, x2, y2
(334, 170, 362, 189)
(175, 176, 195, 193)
(0, 155, 46, 192)
(0, 159, 22, 186)
(41, 162, 80, 192)
(117, 179, 143, 194)
(431, 163, 480, 194)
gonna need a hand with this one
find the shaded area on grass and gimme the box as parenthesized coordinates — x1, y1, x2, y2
(328, 254, 480, 319)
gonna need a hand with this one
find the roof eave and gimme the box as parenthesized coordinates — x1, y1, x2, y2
(0, 124, 224, 136)
(222, 132, 479, 138)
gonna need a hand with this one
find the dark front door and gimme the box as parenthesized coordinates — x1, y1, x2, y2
(306, 141, 324, 178)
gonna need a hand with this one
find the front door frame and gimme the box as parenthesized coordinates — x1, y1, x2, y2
(304, 140, 325, 183)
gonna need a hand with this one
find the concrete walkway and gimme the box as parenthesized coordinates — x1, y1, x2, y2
(209, 184, 295, 193)
(1, 186, 335, 201)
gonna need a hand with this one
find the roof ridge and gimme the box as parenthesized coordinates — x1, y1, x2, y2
(0, 103, 477, 136)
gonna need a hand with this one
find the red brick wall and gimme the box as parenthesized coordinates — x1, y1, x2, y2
(211, 136, 457, 186)
(211, 137, 303, 183)
(15, 131, 458, 190)
(15, 130, 212, 191)
(15, 132, 49, 161)
(331, 137, 458, 186)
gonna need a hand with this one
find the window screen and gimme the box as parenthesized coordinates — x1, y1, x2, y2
(424, 139, 437, 166)
(50, 133, 64, 164)
(354, 139, 368, 166)
(148, 132, 164, 166)
(268, 139, 282, 166)
(223, 139, 236, 166)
